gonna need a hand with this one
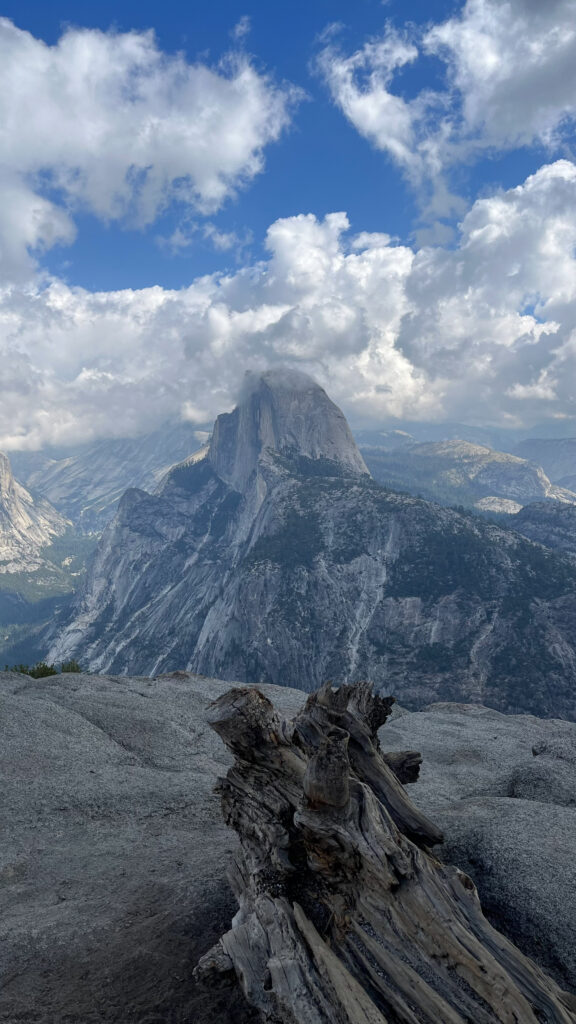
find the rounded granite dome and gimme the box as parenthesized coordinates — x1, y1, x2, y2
(208, 369, 368, 492)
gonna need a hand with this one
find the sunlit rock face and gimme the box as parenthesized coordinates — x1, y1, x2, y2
(50, 372, 576, 720)
(362, 439, 576, 509)
(208, 369, 369, 491)
(0, 451, 69, 572)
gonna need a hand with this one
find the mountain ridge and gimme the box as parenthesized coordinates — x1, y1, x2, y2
(49, 371, 576, 720)
(0, 451, 70, 572)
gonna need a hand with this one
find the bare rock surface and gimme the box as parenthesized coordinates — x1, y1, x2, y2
(0, 451, 69, 572)
(0, 669, 305, 1024)
(2, 670, 576, 1022)
(385, 703, 576, 992)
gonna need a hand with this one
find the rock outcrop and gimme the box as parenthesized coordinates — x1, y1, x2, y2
(49, 371, 576, 719)
(387, 702, 576, 992)
(2, 669, 576, 1023)
(209, 369, 368, 492)
(0, 451, 69, 572)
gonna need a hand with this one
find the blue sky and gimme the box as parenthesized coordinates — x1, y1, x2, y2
(2, 0, 464, 291)
(1, 0, 576, 447)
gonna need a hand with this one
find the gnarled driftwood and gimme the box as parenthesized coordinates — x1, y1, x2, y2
(195, 681, 576, 1023)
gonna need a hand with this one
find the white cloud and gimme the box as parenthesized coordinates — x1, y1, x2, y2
(426, 0, 576, 151)
(318, 1, 576, 212)
(231, 16, 251, 42)
(0, 18, 300, 281)
(3, 161, 576, 449)
(317, 29, 423, 180)
(203, 222, 253, 254)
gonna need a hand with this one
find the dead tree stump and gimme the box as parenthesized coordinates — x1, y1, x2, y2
(195, 681, 576, 1023)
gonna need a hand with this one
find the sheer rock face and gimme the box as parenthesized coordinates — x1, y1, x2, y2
(208, 370, 369, 492)
(0, 451, 69, 571)
(49, 374, 576, 720)
(197, 681, 576, 1024)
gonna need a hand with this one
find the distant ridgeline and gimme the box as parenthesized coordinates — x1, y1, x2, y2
(47, 371, 576, 721)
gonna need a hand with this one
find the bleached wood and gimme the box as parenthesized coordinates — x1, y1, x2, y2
(195, 681, 576, 1023)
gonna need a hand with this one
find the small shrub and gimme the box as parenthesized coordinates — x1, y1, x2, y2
(61, 659, 83, 673)
(5, 660, 82, 677)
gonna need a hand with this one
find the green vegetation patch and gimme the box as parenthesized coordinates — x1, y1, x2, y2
(42, 529, 99, 575)
(5, 658, 83, 678)
(248, 507, 325, 569)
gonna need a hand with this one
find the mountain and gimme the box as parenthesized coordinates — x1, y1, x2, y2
(361, 438, 576, 510)
(514, 437, 576, 492)
(9, 422, 204, 533)
(353, 428, 416, 449)
(0, 451, 69, 572)
(358, 420, 527, 450)
(512, 501, 576, 559)
(0, 451, 98, 666)
(49, 370, 576, 719)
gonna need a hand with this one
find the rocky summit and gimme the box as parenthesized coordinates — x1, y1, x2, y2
(50, 371, 576, 719)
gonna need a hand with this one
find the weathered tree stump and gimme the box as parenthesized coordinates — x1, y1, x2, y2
(195, 681, 576, 1023)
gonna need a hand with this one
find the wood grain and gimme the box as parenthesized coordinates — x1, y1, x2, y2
(195, 681, 576, 1023)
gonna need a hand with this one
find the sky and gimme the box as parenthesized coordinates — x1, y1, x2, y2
(2, 0, 576, 449)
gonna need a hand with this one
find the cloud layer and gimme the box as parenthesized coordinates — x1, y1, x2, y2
(319, 0, 576, 218)
(2, 9, 576, 449)
(2, 160, 576, 448)
(0, 18, 299, 281)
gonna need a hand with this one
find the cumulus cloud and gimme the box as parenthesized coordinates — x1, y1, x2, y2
(3, 160, 576, 448)
(0, 17, 300, 281)
(426, 0, 576, 150)
(318, 0, 576, 214)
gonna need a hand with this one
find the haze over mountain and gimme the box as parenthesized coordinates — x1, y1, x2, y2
(50, 371, 576, 720)
(0, 451, 98, 667)
(514, 438, 576, 494)
(10, 422, 204, 533)
(361, 439, 576, 512)
(0, 452, 69, 572)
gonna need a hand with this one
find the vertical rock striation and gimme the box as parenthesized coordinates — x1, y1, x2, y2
(0, 451, 69, 572)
